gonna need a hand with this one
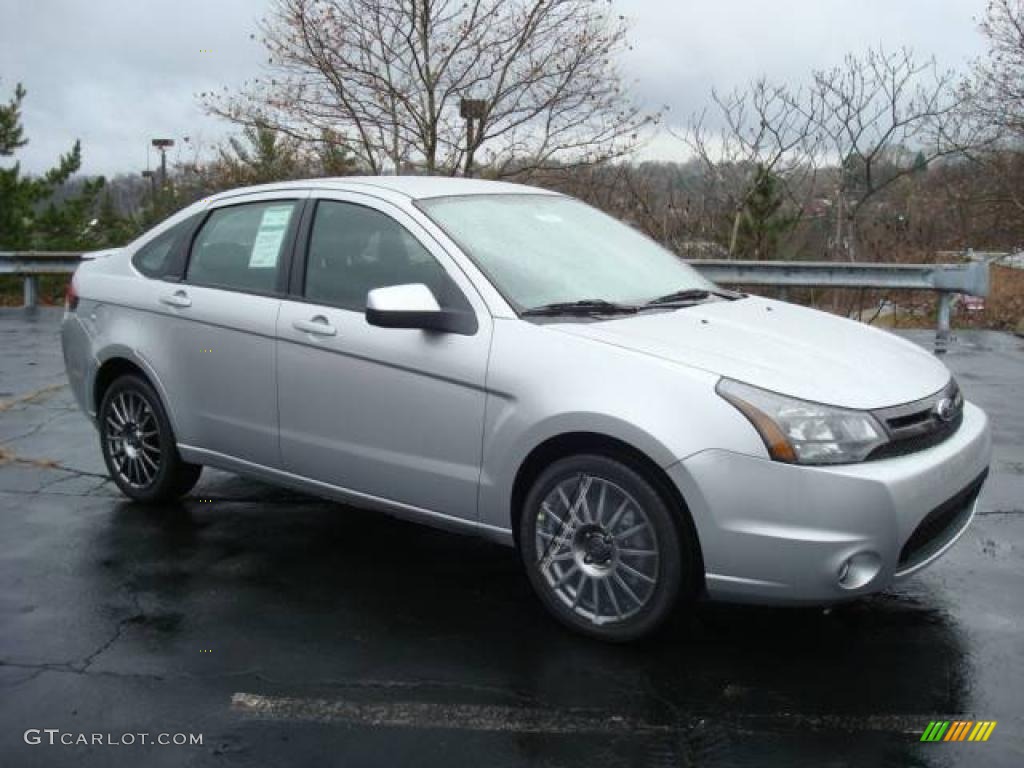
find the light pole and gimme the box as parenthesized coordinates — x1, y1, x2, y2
(141, 170, 156, 200)
(151, 138, 175, 191)
(460, 98, 486, 177)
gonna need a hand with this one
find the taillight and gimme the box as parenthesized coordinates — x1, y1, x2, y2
(65, 277, 79, 312)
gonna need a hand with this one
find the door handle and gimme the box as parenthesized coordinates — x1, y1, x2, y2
(292, 316, 337, 337)
(159, 290, 192, 308)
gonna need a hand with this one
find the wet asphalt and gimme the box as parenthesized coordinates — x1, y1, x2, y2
(0, 307, 1021, 767)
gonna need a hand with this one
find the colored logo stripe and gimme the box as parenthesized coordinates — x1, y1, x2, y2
(921, 720, 996, 742)
(944, 721, 972, 741)
(969, 721, 997, 742)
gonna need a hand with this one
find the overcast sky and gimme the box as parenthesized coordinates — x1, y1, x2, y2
(1, 0, 990, 176)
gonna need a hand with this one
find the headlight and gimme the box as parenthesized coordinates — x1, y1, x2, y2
(716, 379, 888, 465)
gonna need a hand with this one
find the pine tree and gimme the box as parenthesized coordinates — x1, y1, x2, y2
(734, 165, 796, 259)
(213, 121, 304, 186)
(0, 83, 123, 251)
(202, 122, 360, 190)
(0, 83, 28, 156)
(315, 129, 360, 177)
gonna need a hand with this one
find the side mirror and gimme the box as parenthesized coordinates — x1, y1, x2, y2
(365, 283, 477, 335)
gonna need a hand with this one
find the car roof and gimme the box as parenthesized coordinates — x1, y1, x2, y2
(207, 175, 561, 203)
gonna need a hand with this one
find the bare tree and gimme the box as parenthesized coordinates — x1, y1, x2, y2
(539, 161, 731, 257)
(684, 47, 971, 261)
(804, 47, 971, 260)
(679, 80, 821, 256)
(956, 1, 1024, 219)
(971, 0, 1024, 138)
(202, 0, 656, 177)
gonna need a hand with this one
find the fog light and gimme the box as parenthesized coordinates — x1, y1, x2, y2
(837, 551, 882, 590)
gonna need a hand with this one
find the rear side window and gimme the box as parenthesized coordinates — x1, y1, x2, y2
(132, 215, 199, 279)
(186, 201, 299, 294)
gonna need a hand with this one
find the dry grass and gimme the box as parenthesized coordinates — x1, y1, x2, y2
(0, 444, 63, 470)
(0, 383, 66, 413)
(26, 457, 60, 469)
(0, 274, 71, 307)
(962, 264, 1024, 331)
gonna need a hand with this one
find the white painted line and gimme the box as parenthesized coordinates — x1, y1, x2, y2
(231, 693, 964, 738)
(231, 692, 672, 735)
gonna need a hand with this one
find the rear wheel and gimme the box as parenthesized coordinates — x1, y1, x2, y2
(519, 453, 697, 641)
(98, 375, 201, 503)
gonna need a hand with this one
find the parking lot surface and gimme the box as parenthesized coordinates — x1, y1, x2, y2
(1, 308, 1022, 767)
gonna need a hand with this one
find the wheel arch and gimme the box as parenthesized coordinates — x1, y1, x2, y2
(92, 348, 180, 436)
(509, 431, 705, 585)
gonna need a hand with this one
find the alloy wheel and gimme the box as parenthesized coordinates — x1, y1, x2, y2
(104, 390, 162, 489)
(533, 473, 660, 626)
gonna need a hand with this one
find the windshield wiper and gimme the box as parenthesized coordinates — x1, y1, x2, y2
(644, 287, 744, 307)
(521, 299, 639, 317)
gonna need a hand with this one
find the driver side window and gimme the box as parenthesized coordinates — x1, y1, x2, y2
(304, 201, 465, 312)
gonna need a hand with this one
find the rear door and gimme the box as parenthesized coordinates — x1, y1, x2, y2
(153, 191, 307, 468)
(276, 192, 491, 522)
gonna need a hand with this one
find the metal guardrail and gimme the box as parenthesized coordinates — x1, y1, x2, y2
(937, 249, 1024, 269)
(688, 259, 989, 295)
(683, 259, 988, 353)
(0, 252, 83, 308)
(1, 252, 989, 353)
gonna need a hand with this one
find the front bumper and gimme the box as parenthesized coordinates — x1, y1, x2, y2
(667, 401, 992, 604)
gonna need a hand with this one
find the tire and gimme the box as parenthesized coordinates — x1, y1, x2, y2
(98, 374, 202, 503)
(519, 453, 697, 641)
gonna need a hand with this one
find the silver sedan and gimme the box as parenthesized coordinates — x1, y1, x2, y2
(61, 177, 991, 641)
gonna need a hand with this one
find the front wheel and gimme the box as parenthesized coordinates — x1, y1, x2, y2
(519, 453, 697, 641)
(98, 374, 202, 503)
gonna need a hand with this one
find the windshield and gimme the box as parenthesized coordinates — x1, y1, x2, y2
(417, 194, 716, 312)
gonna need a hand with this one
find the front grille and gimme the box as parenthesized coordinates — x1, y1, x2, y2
(868, 379, 964, 461)
(898, 469, 988, 569)
(868, 411, 962, 460)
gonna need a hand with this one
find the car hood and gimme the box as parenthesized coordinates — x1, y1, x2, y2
(548, 296, 950, 410)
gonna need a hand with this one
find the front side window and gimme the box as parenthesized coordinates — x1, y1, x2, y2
(132, 214, 200, 279)
(304, 201, 463, 312)
(187, 201, 298, 294)
(418, 194, 716, 311)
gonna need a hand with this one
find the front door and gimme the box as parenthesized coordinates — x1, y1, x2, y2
(276, 195, 491, 521)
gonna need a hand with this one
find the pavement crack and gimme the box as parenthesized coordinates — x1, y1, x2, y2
(0, 408, 75, 445)
(48, 464, 109, 481)
(72, 583, 147, 674)
(0, 444, 108, 482)
(84, 476, 114, 494)
(74, 616, 135, 673)
(0, 659, 167, 685)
